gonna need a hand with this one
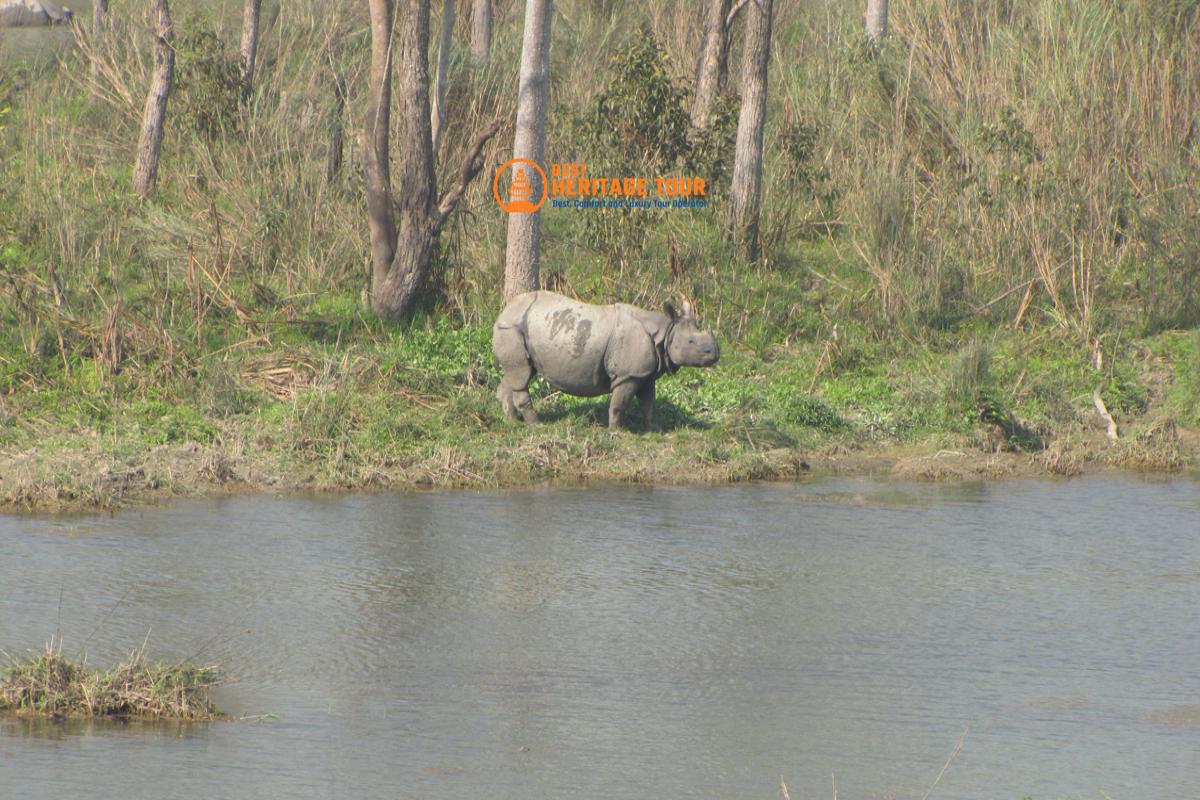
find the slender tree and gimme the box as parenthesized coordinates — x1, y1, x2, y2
(132, 0, 174, 200)
(326, 72, 348, 185)
(470, 0, 492, 66)
(240, 0, 263, 93)
(91, 0, 109, 80)
(92, 0, 108, 31)
(431, 0, 455, 155)
(691, 0, 731, 130)
(865, 0, 888, 44)
(730, 0, 772, 261)
(503, 0, 552, 301)
(363, 0, 500, 319)
(363, 0, 396, 297)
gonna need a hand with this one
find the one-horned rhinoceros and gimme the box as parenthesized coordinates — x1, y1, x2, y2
(492, 290, 719, 429)
(0, 0, 72, 26)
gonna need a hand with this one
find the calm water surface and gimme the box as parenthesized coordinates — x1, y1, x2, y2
(1, 476, 1199, 799)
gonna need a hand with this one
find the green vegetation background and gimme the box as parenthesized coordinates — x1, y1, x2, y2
(1, 0, 1198, 509)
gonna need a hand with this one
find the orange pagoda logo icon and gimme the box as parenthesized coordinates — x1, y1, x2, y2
(493, 158, 548, 213)
(509, 167, 533, 204)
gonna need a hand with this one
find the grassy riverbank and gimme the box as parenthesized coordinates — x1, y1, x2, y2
(0, 640, 223, 719)
(3, 1, 1199, 512)
(1, 311, 1195, 512)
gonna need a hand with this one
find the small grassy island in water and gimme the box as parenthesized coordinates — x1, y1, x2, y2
(0, 640, 224, 720)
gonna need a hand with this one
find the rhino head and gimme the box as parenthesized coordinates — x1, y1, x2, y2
(663, 301, 719, 369)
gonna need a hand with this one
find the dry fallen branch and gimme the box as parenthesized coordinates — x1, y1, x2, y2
(436, 116, 504, 227)
(1092, 388, 1119, 442)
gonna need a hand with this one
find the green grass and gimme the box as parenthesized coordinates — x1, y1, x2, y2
(1, 1, 1198, 510)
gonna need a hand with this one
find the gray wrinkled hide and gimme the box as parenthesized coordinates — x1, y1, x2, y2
(493, 290, 719, 429)
(0, 0, 72, 25)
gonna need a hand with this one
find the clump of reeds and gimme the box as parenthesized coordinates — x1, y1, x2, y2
(946, 338, 994, 406)
(0, 639, 224, 720)
(1103, 417, 1189, 472)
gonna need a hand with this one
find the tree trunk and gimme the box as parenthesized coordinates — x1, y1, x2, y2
(363, 0, 397, 291)
(504, 0, 552, 302)
(132, 0, 174, 200)
(691, 0, 731, 130)
(470, 0, 492, 67)
(92, 0, 108, 31)
(240, 0, 262, 94)
(91, 0, 109, 79)
(730, 0, 771, 262)
(326, 72, 347, 185)
(865, 0, 888, 43)
(373, 0, 438, 318)
(364, 0, 501, 320)
(431, 0, 455, 157)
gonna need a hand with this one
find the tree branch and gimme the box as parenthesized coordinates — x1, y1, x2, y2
(726, 0, 751, 28)
(435, 117, 503, 228)
(1092, 388, 1119, 443)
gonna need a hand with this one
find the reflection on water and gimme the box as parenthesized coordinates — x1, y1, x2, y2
(1, 476, 1199, 800)
(1, 715, 209, 740)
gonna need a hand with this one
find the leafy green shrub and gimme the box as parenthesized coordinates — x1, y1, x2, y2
(174, 19, 243, 140)
(567, 29, 727, 254)
(576, 28, 691, 170)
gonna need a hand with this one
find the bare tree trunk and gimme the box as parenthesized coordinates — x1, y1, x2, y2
(431, 0, 455, 156)
(729, 0, 771, 262)
(240, 0, 262, 94)
(691, 0, 731, 130)
(92, 0, 108, 31)
(376, 0, 438, 318)
(504, 0, 552, 302)
(470, 0, 492, 66)
(363, 0, 397, 292)
(326, 72, 347, 185)
(91, 0, 109, 79)
(132, 0, 174, 200)
(363, 0, 501, 320)
(865, 0, 888, 43)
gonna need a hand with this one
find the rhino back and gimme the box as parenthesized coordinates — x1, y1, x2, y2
(519, 292, 620, 396)
(0, 0, 70, 25)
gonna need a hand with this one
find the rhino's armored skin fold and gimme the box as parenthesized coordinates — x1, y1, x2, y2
(493, 290, 719, 430)
(0, 0, 72, 26)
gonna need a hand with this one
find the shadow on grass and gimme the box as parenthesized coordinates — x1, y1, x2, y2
(534, 395, 712, 432)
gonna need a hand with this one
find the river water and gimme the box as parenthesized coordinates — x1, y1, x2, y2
(1, 476, 1199, 799)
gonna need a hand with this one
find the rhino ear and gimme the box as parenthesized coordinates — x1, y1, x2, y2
(664, 302, 678, 321)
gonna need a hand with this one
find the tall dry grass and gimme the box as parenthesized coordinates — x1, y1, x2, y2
(2, 0, 1198, 376)
(760, 0, 1200, 337)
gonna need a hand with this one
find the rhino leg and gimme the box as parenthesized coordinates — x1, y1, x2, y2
(495, 365, 539, 423)
(637, 381, 658, 431)
(493, 324, 540, 423)
(608, 381, 639, 430)
(494, 382, 518, 420)
(511, 381, 539, 423)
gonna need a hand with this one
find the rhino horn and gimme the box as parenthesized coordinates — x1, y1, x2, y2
(681, 300, 694, 319)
